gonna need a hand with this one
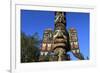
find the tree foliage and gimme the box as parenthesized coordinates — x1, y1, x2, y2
(21, 32, 40, 63)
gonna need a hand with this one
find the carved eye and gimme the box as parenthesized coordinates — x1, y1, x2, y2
(74, 42, 78, 48)
(72, 50, 76, 53)
(70, 42, 73, 46)
(42, 43, 46, 47)
(74, 42, 78, 45)
(47, 44, 51, 51)
(48, 44, 51, 48)
(76, 49, 80, 53)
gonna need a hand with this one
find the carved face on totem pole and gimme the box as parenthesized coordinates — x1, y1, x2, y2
(53, 12, 69, 61)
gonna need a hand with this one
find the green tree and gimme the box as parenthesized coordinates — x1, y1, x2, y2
(21, 32, 40, 63)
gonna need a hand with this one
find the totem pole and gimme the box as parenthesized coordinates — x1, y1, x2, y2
(39, 28, 53, 61)
(68, 28, 84, 60)
(53, 12, 70, 61)
(53, 12, 84, 61)
(39, 11, 84, 62)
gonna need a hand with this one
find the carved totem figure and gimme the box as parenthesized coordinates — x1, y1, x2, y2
(39, 28, 53, 61)
(53, 12, 70, 61)
(39, 11, 84, 61)
(68, 28, 84, 60)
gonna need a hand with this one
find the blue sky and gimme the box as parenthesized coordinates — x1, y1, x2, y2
(21, 10, 90, 60)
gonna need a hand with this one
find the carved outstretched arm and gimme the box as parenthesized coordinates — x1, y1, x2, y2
(68, 28, 85, 60)
(71, 49, 84, 60)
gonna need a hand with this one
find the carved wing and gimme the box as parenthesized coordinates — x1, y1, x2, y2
(68, 28, 84, 60)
